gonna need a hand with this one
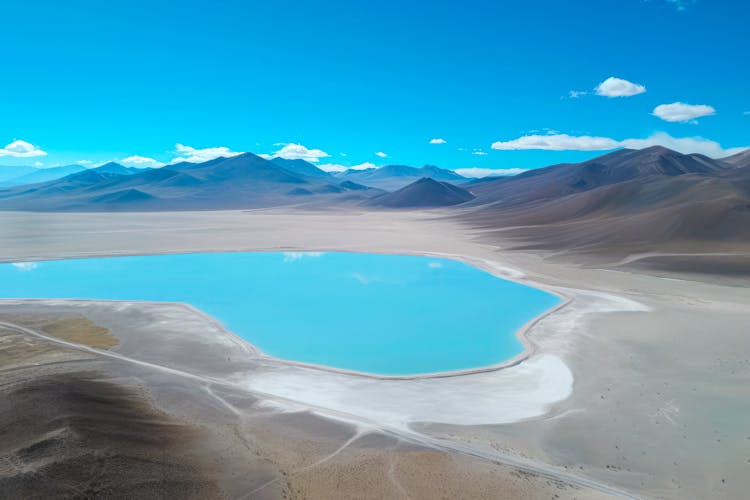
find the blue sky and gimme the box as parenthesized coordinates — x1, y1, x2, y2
(1, 0, 747, 176)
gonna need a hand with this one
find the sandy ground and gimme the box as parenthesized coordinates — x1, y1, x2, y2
(0, 209, 748, 499)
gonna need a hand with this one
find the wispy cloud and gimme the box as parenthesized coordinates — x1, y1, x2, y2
(122, 155, 165, 167)
(652, 102, 716, 123)
(455, 167, 528, 178)
(271, 143, 330, 163)
(283, 252, 325, 262)
(318, 162, 376, 172)
(428, 261, 443, 268)
(0, 140, 47, 158)
(170, 143, 242, 164)
(619, 132, 744, 158)
(568, 90, 588, 99)
(595, 77, 646, 98)
(11, 262, 39, 271)
(429, 138, 446, 144)
(492, 134, 620, 151)
(490, 132, 746, 158)
(375, 151, 388, 158)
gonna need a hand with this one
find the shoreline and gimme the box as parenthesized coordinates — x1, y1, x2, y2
(0, 245, 635, 431)
(1, 247, 622, 382)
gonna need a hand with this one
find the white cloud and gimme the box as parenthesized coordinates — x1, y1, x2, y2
(595, 77, 646, 98)
(568, 90, 588, 99)
(492, 134, 620, 151)
(454, 167, 528, 178)
(272, 143, 330, 163)
(34, 161, 43, 167)
(11, 262, 38, 271)
(122, 155, 165, 167)
(428, 262, 443, 268)
(489, 131, 746, 158)
(317, 163, 348, 173)
(620, 132, 746, 158)
(318, 162, 376, 173)
(429, 138, 446, 144)
(351, 162, 377, 171)
(169, 143, 242, 164)
(0, 140, 48, 158)
(375, 151, 388, 158)
(283, 252, 325, 262)
(472, 151, 488, 156)
(652, 102, 716, 123)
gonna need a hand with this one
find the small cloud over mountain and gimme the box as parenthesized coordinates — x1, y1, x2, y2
(490, 131, 745, 158)
(272, 143, 330, 162)
(122, 155, 165, 167)
(170, 143, 242, 164)
(318, 162, 376, 172)
(492, 134, 619, 151)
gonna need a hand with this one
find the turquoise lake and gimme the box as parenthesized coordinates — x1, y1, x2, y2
(0, 252, 560, 375)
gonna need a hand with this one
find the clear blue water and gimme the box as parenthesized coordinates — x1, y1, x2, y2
(0, 252, 560, 375)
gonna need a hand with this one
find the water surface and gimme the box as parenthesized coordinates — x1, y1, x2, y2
(0, 252, 560, 375)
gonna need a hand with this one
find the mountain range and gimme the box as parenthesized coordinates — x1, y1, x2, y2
(460, 146, 750, 262)
(0, 156, 473, 210)
(1, 147, 748, 238)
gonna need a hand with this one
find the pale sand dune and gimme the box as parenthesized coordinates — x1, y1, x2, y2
(0, 209, 748, 498)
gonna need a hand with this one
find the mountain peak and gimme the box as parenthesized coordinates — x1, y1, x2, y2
(364, 177, 474, 208)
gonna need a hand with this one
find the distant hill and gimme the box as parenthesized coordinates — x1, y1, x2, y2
(467, 146, 729, 209)
(364, 177, 475, 208)
(270, 157, 332, 179)
(721, 149, 750, 168)
(92, 162, 147, 176)
(336, 164, 466, 191)
(0, 166, 38, 183)
(461, 146, 750, 258)
(0, 152, 380, 211)
(0, 164, 86, 186)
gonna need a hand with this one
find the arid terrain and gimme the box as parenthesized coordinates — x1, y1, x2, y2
(1, 209, 748, 499)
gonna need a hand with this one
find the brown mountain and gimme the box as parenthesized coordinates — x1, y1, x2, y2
(460, 147, 750, 268)
(364, 177, 475, 208)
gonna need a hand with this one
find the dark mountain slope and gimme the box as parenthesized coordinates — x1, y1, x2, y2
(364, 177, 475, 208)
(460, 147, 750, 264)
(721, 149, 750, 168)
(468, 146, 730, 209)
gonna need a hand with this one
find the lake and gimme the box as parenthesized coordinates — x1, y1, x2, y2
(0, 252, 560, 375)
